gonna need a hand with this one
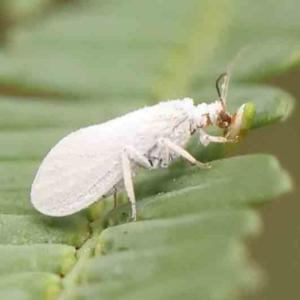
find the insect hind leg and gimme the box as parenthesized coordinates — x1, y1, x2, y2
(121, 147, 152, 221)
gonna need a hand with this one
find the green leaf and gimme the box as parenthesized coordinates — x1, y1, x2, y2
(0, 1, 297, 300)
(0, 214, 89, 247)
(0, 244, 76, 276)
(0, 272, 61, 300)
(77, 240, 253, 300)
(96, 210, 260, 255)
(105, 154, 292, 223)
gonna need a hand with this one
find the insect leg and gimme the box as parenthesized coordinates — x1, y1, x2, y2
(121, 149, 137, 221)
(159, 138, 210, 169)
(199, 128, 237, 147)
(121, 147, 152, 221)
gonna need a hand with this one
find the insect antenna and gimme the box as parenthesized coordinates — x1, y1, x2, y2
(216, 45, 249, 112)
(216, 72, 230, 111)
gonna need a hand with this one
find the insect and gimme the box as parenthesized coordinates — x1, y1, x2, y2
(31, 72, 246, 221)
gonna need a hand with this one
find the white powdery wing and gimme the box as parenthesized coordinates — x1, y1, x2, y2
(31, 125, 124, 216)
(31, 98, 194, 216)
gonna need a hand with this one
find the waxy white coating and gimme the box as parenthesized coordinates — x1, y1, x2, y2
(31, 74, 245, 220)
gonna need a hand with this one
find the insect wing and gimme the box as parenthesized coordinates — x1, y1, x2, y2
(31, 125, 123, 216)
(31, 98, 194, 217)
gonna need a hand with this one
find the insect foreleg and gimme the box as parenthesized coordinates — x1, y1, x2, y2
(158, 138, 210, 169)
(199, 128, 236, 147)
(121, 147, 152, 221)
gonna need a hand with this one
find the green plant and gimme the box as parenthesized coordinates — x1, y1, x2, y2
(0, 1, 298, 299)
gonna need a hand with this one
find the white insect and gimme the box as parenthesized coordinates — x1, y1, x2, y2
(31, 73, 246, 221)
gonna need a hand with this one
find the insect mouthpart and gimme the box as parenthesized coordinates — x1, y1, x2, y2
(224, 104, 246, 139)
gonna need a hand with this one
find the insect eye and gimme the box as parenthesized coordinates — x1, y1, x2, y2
(222, 112, 231, 124)
(218, 111, 231, 129)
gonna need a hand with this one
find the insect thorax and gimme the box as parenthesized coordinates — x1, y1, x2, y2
(148, 115, 192, 168)
(192, 101, 224, 128)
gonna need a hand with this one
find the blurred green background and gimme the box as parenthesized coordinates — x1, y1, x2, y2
(0, 1, 299, 299)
